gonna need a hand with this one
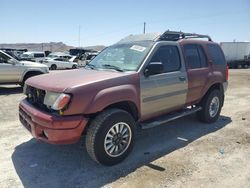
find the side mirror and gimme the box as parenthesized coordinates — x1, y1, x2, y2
(144, 62, 164, 77)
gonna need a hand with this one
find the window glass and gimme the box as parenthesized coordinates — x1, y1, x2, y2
(0, 52, 11, 63)
(197, 46, 208, 67)
(184, 44, 200, 69)
(34, 53, 44, 58)
(90, 41, 153, 71)
(207, 44, 226, 65)
(54, 58, 63, 61)
(150, 46, 181, 73)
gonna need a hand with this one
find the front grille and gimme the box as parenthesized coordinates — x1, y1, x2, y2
(26, 86, 49, 111)
(26, 86, 45, 104)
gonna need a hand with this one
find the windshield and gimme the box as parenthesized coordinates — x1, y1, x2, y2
(88, 41, 153, 72)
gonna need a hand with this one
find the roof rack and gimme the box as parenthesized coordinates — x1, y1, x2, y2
(158, 30, 212, 42)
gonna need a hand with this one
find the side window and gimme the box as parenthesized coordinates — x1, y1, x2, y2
(34, 53, 44, 58)
(0, 52, 11, 64)
(183, 44, 200, 69)
(197, 45, 208, 67)
(54, 58, 63, 61)
(150, 45, 181, 73)
(207, 44, 226, 65)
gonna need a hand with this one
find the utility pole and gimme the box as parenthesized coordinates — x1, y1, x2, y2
(143, 22, 146, 34)
(78, 25, 81, 47)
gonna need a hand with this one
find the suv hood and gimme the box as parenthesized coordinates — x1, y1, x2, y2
(25, 69, 133, 93)
(20, 61, 48, 68)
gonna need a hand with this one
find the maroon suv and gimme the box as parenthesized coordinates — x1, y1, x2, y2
(19, 31, 228, 165)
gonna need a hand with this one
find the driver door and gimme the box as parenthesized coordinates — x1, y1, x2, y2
(140, 43, 188, 120)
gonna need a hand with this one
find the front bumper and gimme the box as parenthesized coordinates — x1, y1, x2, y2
(19, 99, 88, 144)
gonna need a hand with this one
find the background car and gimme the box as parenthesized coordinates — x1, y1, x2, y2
(20, 51, 45, 63)
(0, 50, 49, 86)
(42, 56, 78, 70)
(45, 52, 72, 60)
(77, 52, 99, 67)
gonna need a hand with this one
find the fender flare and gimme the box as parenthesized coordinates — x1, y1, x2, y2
(85, 84, 139, 114)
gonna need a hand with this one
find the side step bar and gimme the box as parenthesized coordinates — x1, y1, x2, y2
(140, 106, 202, 129)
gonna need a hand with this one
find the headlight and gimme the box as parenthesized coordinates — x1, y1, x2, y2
(44, 91, 71, 110)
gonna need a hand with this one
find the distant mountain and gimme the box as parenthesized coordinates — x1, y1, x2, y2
(0, 42, 106, 52)
(84, 45, 106, 52)
(0, 42, 73, 52)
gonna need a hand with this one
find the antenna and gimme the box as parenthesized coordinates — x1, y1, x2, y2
(143, 22, 146, 34)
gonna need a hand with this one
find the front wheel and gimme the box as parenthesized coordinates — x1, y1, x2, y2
(85, 108, 136, 166)
(197, 90, 223, 123)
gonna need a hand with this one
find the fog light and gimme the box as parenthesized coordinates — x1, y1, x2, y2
(43, 130, 49, 138)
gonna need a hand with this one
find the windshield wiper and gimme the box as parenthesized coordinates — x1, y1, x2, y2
(102, 64, 124, 72)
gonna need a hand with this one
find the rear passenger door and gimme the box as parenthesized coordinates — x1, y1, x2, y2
(140, 43, 188, 119)
(183, 44, 209, 104)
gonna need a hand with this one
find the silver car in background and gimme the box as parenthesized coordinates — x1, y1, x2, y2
(0, 50, 49, 86)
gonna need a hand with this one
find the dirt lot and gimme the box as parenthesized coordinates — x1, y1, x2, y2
(0, 69, 249, 188)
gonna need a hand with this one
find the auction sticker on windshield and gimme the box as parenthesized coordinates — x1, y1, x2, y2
(130, 45, 146, 52)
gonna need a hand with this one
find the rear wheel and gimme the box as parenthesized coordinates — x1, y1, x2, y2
(85, 108, 136, 166)
(50, 64, 57, 70)
(72, 64, 77, 69)
(197, 90, 222, 123)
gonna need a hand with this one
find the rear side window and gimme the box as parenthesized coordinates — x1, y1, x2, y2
(207, 44, 225, 65)
(184, 45, 200, 69)
(197, 46, 207, 67)
(34, 53, 44, 58)
(184, 44, 208, 69)
(150, 45, 181, 73)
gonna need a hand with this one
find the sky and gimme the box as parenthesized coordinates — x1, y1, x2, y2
(1, 0, 250, 47)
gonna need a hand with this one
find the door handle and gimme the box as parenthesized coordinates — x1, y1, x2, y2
(179, 76, 186, 81)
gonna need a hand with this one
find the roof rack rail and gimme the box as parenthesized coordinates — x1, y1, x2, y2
(158, 30, 212, 42)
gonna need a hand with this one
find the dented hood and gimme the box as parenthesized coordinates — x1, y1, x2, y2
(25, 69, 127, 93)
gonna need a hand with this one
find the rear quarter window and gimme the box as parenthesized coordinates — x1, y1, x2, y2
(207, 44, 226, 65)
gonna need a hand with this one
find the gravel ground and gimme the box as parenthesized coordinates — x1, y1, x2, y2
(0, 69, 249, 188)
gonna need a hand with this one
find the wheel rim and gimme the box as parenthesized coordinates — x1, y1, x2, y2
(104, 122, 132, 157)
(209, 96, 220, 118)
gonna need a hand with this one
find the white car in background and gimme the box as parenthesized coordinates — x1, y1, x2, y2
(42, 56, 78, 70)
(20, 51, 45, 62)
(45, 52, 72, 60)
(77, 52, 99, 67)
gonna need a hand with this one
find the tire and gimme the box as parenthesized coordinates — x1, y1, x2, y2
(197, 90, 223, 123)
(50, 64, 57, 70)
(85, 108, 136, 166)
(72, 64, 77, 69)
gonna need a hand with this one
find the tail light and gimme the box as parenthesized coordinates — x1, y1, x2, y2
(226, 64, 229, 81)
